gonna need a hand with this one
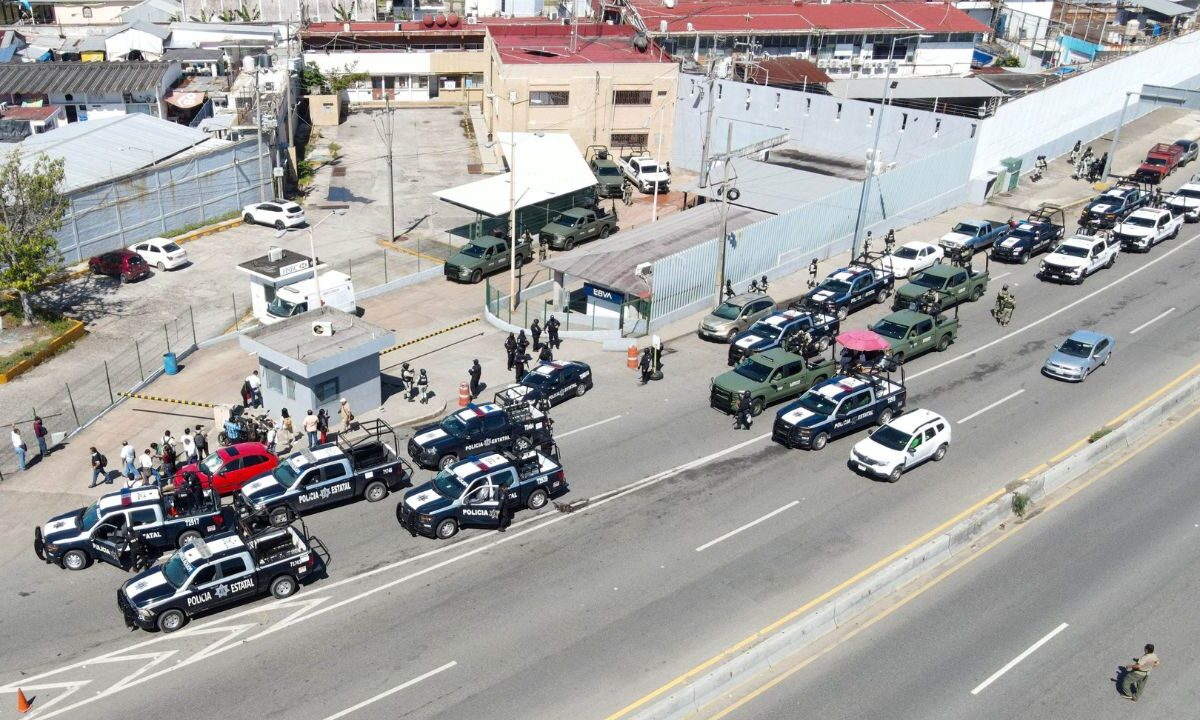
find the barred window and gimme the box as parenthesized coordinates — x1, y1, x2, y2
(610, 132, 649, 147)
(530, 90, 569, 106)
(613, 90, 652, 106)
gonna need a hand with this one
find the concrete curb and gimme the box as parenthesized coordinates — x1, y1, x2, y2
(633, 370, 1200, 720)
(387, 399, 448, 429)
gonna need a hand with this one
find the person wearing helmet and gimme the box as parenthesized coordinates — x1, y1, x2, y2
(993, 284, 1015, 326)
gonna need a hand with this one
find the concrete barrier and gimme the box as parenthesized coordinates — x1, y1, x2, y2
(634, 370, 1200, 720)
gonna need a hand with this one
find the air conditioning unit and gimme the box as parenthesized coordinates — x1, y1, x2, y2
(466, 14, 478, 24)
(636, 262, 653, 278)
(312, 321, 333, 337)
(267, 246, 283, 261)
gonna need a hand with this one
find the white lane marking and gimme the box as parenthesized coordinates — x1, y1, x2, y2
(557, 414, 622, 439)
(992, 272, 1012, 281)
(909, 233, 1199, 381)
(320, 661, 457, 720)
(696, 501, 800, 552)
(957, 389, 1025, 425)
(970, 622, 1069, 695)
(1129, 307, 1175, 335)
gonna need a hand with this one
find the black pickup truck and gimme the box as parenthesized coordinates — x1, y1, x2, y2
(772, 373, 907, 451)
(794, 262, 894, 321)
(236, 420, 412, 525)
(408, 402, 551, 470)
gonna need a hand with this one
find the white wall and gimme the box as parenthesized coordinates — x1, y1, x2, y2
(304, 51, 432, 76)
(913, 43, 976, 76)
(971, 32, 1200, 182)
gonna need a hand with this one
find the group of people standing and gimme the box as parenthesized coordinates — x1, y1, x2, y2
(8, 416, 50, 473)
(505, 317, 562, 383)
(88, 425, 210, 490)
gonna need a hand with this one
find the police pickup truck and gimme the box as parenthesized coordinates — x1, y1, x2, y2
(711, 348, 836, 417)
(772, 374, 907, 451)
(795, 262, 894, 321)
(1112, 207, 1181, 252)
(495, 360, 593, 408)
(991, 206, 1066, 264)
(117, 521, 325, 633)
(397, 450, 568, 539)
(408, 402, 551, 470)
(1080, 184, 1149, 229)
(236, 419, 412, 524)
(870, 309, 958, 365)
(727, 309, 838, 366)
(35, 486, 232, 572)
(892, 263, 988, 312)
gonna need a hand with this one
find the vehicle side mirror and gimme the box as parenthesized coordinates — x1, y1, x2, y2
(908, 448, 917, 455)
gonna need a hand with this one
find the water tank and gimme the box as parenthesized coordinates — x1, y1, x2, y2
(1125, 18, 1140, 36)
(242, 55, 255, 71)
(435, 13, 447, 26)
(665, 0, 676, 7)
(423, 13, 435, 27)
(447, 12, 460, 26)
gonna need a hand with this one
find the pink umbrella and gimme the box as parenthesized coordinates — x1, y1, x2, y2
(836, 329, 892, 353)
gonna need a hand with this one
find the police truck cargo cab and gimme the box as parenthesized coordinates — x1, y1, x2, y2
(407, 403, 550, 470)
(773, 374, 907, 451)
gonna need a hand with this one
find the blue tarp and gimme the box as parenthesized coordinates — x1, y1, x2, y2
(1059, 35, 1099, 62)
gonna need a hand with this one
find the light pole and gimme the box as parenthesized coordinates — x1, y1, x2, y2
(280, 207, 346, 310)
(1101, 91, 1138, 184)
(850, 33, 930, 260)
(643, 102, 669, 223)
(488, 92, 535, 312)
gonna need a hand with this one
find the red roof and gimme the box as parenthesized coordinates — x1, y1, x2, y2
(303, 15, 556, 35)
(628, 0, 990, 35)
(1, 105, 60, 121)
(491, 24, 671, 65)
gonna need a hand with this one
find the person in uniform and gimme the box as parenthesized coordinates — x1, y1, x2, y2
(1120, 644, 1160, 701)
(504, 333, 517, 371)
(919, 288, 941, 316)
(530, 319, 543, 350)
(808, 258, 819, 288)
(724, 279, 735, 300)
(639, 348, 653, 385)
(516, 330, 530, 358)
(993, 285, 1015, 326)
(468, 360, 483, 399)
(538, 345, 554, 362)
(794, 328, 812, 356)
(735, 390, 753, 430)
(513, 353, 530, 383)
(622, 181, 634, 206)
(417, 369, 430, 404)
(884, 228, 896, 254)
(546, 316, 562, 350)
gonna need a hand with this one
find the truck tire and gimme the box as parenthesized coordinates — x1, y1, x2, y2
(270, 574, 298, 599)
(936, 334, 952, 352)
(876, 408, 894, 427)
(600, 225, 611, 239)
(1018, 251, 1030, 265)
(835, 306, 848, 321)
(575, 383, 588, 397)
(815, 335, 831, 352)
(874, 288, 888, 304)
(268, 506, 292, 527)
(810, 432, 830, 451)
(1105, 254, 1116, 269)
(63, 549, 92, 571)
(887, 466, 903, 483)
(1171, 225, 1180, 239)
(178, 530, 203, 548)
(564, 238, 576, 251)
(514, 254, 525, 269)
(969, 285, 984, 302)
(469, 269, 483, 284)
(933, 443, 949, 462)
(751, 397, 765, 417)
(364, 480, 388, 503)
(157, 608, 187, 633)
(527, 488, 549, 510)
(274, 220, 285, 230)
(438, 454, 458, 471)
(436, 518, 459, 539)
(892, 351, 905, 366)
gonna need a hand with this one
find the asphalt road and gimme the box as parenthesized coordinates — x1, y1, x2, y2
(712, 390, 1200, 720)
(4, 213, 1200, 719)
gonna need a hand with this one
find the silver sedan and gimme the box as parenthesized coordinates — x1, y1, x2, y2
(1042, 330, 1115, 382)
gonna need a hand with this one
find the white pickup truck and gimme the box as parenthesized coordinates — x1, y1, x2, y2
(617, 153, 670, 193)
(1112, 208, 1182, 252)
(1038, 233, 1119, 284)
(1166, 182, 1200, 223)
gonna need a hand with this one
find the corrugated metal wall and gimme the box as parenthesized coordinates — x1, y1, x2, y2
(55, 140, 270, 263)
(649, 140, 975, 328)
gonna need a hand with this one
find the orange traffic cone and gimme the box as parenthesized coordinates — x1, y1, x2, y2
(627, 344, 638, 369)
(16, 688, 32, 713)
(458, 382, 471, 407)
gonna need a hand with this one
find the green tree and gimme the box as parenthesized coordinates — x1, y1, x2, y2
(235, 3, 261, 21)
(301, 62, 369, 95)
(333, 2, 355, 21)
(0, 150, 67, 327)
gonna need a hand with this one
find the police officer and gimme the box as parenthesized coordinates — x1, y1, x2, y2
(468, 359, 483, 399)
(639, 347, 653, 385)
(538, 345, 553, 362)
(808, 258, 819, 288)
(513, 352, 530, 383)
(724, 279, 735, 300)
(884, 228, 896, 254)
(516, 330, 530, 358)
(919, 288, 940, 315)
(546, 316, 562, 350)
(417, 369, 431, 404)
(496, 484, 513, 533)
(794, 327, 812, 356)
(504, 333, 517, 371)
(735, 390, 753, 430)
(993, 284, 1015, 326)
(530, 318, 543, 350)
(622, 181, 634, 206)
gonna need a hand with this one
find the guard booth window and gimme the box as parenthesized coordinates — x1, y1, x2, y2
(314, 378, 339, 405)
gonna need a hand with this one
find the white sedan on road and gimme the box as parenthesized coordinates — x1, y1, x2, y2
(129, 239, 188, 271)
(243, 201, 306, 229)
(881, 241, 943, 279)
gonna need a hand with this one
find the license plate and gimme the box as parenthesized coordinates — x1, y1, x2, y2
(855, 463, 867, 472)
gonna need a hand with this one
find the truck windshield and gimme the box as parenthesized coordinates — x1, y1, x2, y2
(596, 166, 621, 177)
(432, 470, 467, 497)
(272, 462, 302, 489)
(734, 360, 773, 383)
(640, 162, 659, 174)
(1058, 339, 1094, 358)
(796, 391, 837, 416)
(162, 552, 193, 589)
(459, 244, 487, 258)
(1055, 245, 1091, 258)
(1144, 158, 1167, 167)
(1123, 215, 1156, 228)
(869, 425, 911, 451)
(951, 223, 980, 234)
(818, 279, 852, 295)
(267, 296, 304, 318)
(442, 416, 467, 436)
(711, 302, 743, 320)
(872, 320, 909, 340)
(747, 324, 782, 341)
(1176, 188, 1200, 200)
(909, 273, 945, 289)
(79, 501, 101, 531)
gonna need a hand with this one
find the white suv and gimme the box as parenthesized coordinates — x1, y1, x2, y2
(243, 201, 306, 229)
(849, 409, 951, 483)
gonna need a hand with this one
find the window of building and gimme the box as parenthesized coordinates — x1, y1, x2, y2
(613, 90, 652, 106)
(530, 90, 569, 106)
(611, 132, 649, 147)
(82, 6, 93, 17)
(284, 376, 296, 400)
(264, 367, 283, 394)
(314, 378, 339, 404)
(465, 73, 483, 88)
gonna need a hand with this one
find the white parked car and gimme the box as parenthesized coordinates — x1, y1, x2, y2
(881, 241, 943, 279)
(129, 238, 188, 271)
(849, 408, 951, 483)
(243, 201, 306, 229)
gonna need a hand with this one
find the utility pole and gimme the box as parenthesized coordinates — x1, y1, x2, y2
(698, 60, 717, 189)
(373, 99, 396, 242)
(255, 66, 266, 202)
(713, 123, 733, 306)
(1101, 91, 1137, 184)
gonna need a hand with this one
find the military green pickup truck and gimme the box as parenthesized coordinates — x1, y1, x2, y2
(710, 348, 837, 417)
(869, 309, 959, 365)
(892, 263, 988, 312)
(538, 207, 618, 251)
(443, 234, 534, 284)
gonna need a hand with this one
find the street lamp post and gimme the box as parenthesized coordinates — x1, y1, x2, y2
(279, 207, 346, 310)
(489, 92, 535, 313)
(1100, 91, 1138, 184)
(850, 33, 930, 260)
(643, 102, 669, 223)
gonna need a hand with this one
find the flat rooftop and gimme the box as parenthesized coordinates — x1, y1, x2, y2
(240, 306, 395, 375)
(627, 0, 991, 35)
(491, 24, 671, 65)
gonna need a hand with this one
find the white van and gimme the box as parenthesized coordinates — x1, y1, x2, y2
(261, 271, 356, 324)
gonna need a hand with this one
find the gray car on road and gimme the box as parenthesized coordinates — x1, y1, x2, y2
(1042, 330, 1114, 382)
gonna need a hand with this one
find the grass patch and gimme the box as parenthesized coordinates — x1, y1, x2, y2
(1088, 427, 1113, 443)
(0, 299, 79, 374)
(161, 210, 241, 239)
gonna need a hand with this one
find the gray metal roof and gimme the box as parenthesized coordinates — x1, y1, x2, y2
(828, 76, 1006, 100)
(1136, 0, 1194, 16)
(163, 47, 226, 62)
(18, 113, 212, 192)
(240, 306, 396, 378)
(109, 20, 173, 40)
(541, 203, 771, 297)
(680, 159, 856, 215)
(0, 61, 176, 95)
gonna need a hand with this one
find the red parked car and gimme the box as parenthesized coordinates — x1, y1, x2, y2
(173, 442, 278, 496)
(88, 249, 151, 283)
